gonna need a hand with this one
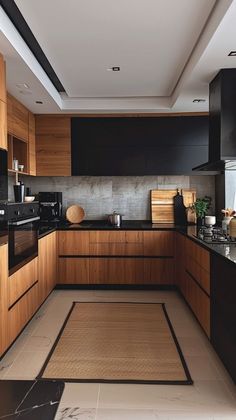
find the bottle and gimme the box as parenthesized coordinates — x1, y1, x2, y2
(13, 158, 19, 171)
(229, 216, 236, 238)
(222, 216, 232, 235)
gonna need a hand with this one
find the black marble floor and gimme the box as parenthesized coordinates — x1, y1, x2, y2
(0, 380, 64, 419)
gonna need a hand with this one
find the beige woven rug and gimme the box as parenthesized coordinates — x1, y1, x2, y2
(39, 302, 192, 384)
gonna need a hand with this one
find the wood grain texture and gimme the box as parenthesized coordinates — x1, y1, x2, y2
(8, 282, 39, 345)
(0, 100, 7, 150)
(42, 302, 190, 382)
(58, 258, 89, 284)
(58, 231, 90, 255)
(185, 270, 210, 337)
(89, 231, 143, 244)
(0, 54, 6, 103)
(66, 205, 85, 224)
(8, 257, 38, 308)
(89, 243, 144, 256)
(143, 259, 174, 284)
(0, 244, 9, 356)
(35, 115, 71, 176)
(89, 258, 144, 284)
(151, 189, 196, 224)
(186, 239, 210, 272)
(39, 232, 57, 303)
(7, 93, 29, 142)
(28, 111, 36, 176)
(143, 231, 174, 256)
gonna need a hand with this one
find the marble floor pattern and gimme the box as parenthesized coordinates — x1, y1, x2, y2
(0, 290, 235, 420)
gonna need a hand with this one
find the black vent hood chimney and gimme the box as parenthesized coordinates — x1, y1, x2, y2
(193, 68, 236, 171)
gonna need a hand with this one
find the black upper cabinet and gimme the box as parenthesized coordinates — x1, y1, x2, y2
(71, 116, 208, 176)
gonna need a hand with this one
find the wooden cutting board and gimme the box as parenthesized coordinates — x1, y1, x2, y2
(151, 189, 196, 224)
(66, 205, 85, 224)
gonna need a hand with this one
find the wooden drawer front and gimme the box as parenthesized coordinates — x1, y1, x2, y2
(187, 239, 210, 272)
(144, 259, 174, 284)
(58, 258, 89, 284)
(7, 94, 29, 141)
(89, 258, 144, 284)
(89, 231, 143, 244)
(89, 243, 143, 256)
(8, 258, 38, 308)
(58, 231, 90, 255)
(0, 100, 7, 150)
(8, 282, 39, 345)
(143, 231, 174, 256)
(186, 256, 210, 295)
(185, 271, 210, 337)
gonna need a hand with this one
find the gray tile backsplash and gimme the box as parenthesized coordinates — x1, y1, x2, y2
(8, 175, 216, 220)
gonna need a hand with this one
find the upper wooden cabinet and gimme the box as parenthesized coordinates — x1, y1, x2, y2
(0, 54, 6, 103)
(28, 112, 36, 176)
(35, 115, 71, 176)
(7, 93, 29, 142)
(0, 244, 9, 356)
(0, 53, 7, 150)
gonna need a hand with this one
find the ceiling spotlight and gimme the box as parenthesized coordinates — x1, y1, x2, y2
(228, 51, 236, 56)
(35, 100, 43, 104)
(107, 66, 120, 72)
(193, 99, 206, 103)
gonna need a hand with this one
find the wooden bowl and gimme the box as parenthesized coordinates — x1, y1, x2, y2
(66, 205, 85, 224)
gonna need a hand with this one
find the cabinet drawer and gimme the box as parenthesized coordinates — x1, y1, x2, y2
(186, 256, 210, 295)
(89, 258, 144, 284)
(8, 282, 39, 344)
(187, 239, 210, 272)
(143, 231, 174, 256)
(185, 271, 210, 337)
(58, 258, 89, 284)
(89, 231, 143, 244)
(8, 257, 38, 308)
(58, 231, 90, 255)
(89, 243, 144, 256)
(143, 258, 174, 284)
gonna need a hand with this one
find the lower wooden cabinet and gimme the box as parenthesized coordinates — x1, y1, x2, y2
(0, 244, 9, 355)
(8, 257, 38, 308)
(58, 257, 174, 285)
(38, 232, 57, 303)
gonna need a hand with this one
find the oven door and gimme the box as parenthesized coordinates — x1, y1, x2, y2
(9, 216, 39, 275)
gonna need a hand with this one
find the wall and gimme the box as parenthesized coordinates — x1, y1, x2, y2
(225, 171, 236, 209)
(8, 175, 215, 220)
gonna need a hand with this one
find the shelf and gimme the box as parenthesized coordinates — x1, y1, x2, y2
(8, 169, 29, 176)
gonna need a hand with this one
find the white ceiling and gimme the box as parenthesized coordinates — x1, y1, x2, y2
(0, 0, 236, 113)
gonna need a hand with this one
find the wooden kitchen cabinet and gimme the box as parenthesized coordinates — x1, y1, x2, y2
(143, 258, 174, 284)
(8, 257, 38, 308)
(28, 111, 36, 175)
(0, 244, 9, 356)
(0, 100, 7, 150)
(35, 115, 71, 176)
(38, 232, 57, 303)
(89, 258, 144, 284)
(0, 53, 6, 103)
(58, 258, 90, 284)
(143, 231, 174, 256)
(89, 230, 143, 255)
(58, 231, 90, 255)
(7, 93, 29, 142)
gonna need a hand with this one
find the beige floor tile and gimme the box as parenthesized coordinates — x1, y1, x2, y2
(4, 350, 48, 379)
(58, 383, 100, 408)
(96, 408, 158, 420)
(185, 356, 223, 380)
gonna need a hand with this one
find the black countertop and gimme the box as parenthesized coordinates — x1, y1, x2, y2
(38, 220, 236, 267)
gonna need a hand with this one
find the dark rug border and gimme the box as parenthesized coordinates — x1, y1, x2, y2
(37, 302, 193, 385)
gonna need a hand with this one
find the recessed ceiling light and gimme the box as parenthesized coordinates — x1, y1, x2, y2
(228, 51, 236, 56)
(35, 100, 43, 104)
(193, 99, 206, 103)
(107, 66, 120, 72)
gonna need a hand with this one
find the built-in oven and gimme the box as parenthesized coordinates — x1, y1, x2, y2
(8, 203, 40, 275)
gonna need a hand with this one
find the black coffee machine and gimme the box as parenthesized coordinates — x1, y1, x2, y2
(39, 192, 62, 222)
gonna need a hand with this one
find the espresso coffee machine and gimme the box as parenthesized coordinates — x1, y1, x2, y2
(39, 192, 62, 222)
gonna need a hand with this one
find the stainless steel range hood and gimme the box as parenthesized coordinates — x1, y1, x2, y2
(193, 69, 236, 172)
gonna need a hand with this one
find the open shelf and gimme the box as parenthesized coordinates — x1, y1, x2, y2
(8, 134, 29, 174)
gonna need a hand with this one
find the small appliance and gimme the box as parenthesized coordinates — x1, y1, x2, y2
(39, 192, 62, 222)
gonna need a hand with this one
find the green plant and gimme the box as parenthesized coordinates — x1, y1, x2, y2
(191, 196, 212, 218)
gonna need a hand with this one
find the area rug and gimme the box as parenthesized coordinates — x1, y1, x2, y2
(38, 302, 192, 384)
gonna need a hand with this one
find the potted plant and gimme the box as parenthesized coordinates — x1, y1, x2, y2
(191, 196, 212, 226)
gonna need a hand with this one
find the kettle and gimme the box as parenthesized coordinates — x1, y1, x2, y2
(108, 211, 122, 227)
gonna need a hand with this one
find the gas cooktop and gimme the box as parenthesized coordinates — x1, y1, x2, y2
(195, 226, 236, 244)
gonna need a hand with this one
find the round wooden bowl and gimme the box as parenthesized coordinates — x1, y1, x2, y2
(66, 205, 85, 224)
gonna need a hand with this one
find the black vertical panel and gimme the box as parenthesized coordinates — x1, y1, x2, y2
(71, 116, 208, 175)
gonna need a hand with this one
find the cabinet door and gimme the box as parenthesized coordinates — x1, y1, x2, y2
(8, 257, 38, 308)
(39, 232, 57, 303)
(0, 100, 7, 150)
(28, 112, 36, 175)
(0, 244, 9, 356)
(7, 94, 29, 141)
(0, 54, 6, 103)
(36, 116, 71, 176)
(58, 231, 90, 255)
(143, 258, 174, 284)
(89, 258, 144, 284)
(143, 231, 174, 256)
(58, 258, 89, 284)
